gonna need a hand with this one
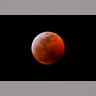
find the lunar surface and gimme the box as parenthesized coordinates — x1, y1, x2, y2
(31, 31, 65, 65)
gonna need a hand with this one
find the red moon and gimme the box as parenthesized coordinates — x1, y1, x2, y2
(31, 32, 65, 65)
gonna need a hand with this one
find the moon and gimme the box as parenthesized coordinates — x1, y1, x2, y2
(31, 31, 65, 65)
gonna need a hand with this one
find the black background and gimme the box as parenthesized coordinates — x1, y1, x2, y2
(0, 16, 95, 81)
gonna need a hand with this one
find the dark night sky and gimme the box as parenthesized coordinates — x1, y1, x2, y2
(0, 16, 95, 81)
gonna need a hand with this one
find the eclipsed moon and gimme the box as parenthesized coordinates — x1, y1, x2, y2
(31, 31, 65, 65)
